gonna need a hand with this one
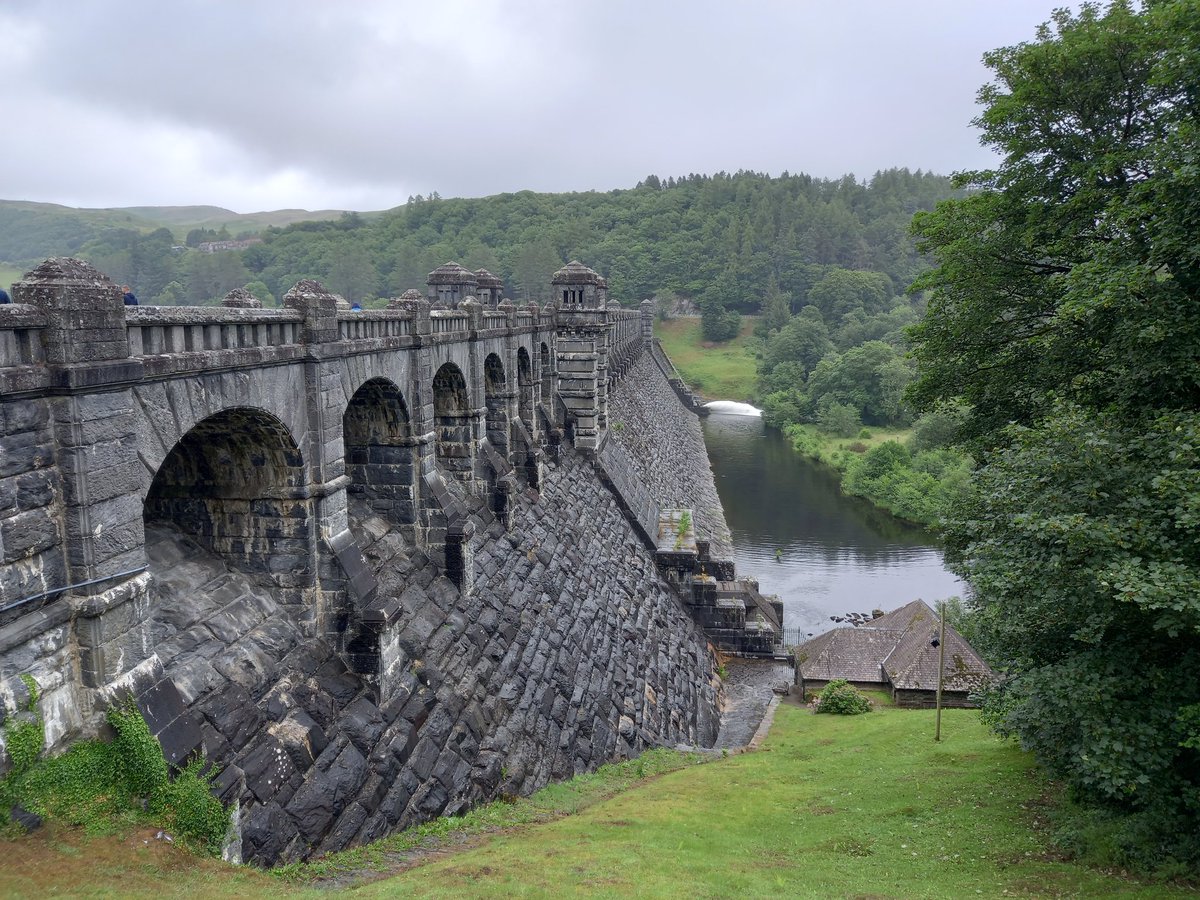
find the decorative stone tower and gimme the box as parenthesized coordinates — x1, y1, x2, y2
(551, 261, 610, 450)
(473, 269, 504, 307)
(425, 263, 477, 307)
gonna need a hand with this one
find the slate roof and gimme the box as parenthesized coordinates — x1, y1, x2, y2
(474, 269, 503, 289)
(551, 260, 603, 285)
(795, 627, 902, 684)
(794, 599, 993, 694)
(426, 262, 477, 285)
(882, 604, 993, 693)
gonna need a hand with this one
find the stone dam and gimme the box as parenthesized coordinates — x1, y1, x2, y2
(0, 258, 783, 864)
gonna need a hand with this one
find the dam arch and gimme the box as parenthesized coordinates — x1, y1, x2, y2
(432, 362, 474, 483)
(343, 377, 418, 527)
(143, 407, 314, 597)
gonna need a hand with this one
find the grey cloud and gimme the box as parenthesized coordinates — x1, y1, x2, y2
(1, 0, 1070, 210)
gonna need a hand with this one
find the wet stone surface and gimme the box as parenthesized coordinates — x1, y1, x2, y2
(713, 657, 792, 749)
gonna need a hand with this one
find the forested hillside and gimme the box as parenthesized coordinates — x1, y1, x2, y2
(2, 170, 957, 313)
(0, 200, 354, 277)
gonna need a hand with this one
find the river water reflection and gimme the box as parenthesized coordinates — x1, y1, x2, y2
(700, 408, 963, 638)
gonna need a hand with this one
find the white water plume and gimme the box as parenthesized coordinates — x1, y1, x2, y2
(704, 400, 762, 416)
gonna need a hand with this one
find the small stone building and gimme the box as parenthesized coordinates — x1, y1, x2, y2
(793, 600, 993, 708)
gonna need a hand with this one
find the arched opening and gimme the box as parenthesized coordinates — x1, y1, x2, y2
(144, 408, 311, 594)
(540, 341, 554, 407)
(517, 347, 534, 429)
(433, 362, 473, 482)
(343, 378, 416, 525)
(483, 352, 509, 454)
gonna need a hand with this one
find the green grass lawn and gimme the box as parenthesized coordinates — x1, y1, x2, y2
(2, 699, 1186, 898)
(358, 700, 1184, 899)
(653, 316, 759, 403)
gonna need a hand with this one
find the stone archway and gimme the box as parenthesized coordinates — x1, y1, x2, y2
(517, 347, 534, 430)
(144, 407, 312, 596)
(433, 362, 473, 483)
(483, 352, 509, 454)
(343, 378, 417, 526)
(540, 341, 553, 403)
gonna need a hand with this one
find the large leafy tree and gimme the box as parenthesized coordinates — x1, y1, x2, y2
(909, 0, 1200, 868)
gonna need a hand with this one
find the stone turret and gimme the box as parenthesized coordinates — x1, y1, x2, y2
(551, 261, 611, 450)
(388, 288, 425, 310)
(473, 269, 503, 307)
(426, 263, 477, 307)
(551, 261, 605, 309)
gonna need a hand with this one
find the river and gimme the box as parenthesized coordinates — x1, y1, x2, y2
(700, 405, 963, 639)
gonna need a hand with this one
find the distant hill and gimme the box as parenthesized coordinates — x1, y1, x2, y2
(0, 199, 389, 267)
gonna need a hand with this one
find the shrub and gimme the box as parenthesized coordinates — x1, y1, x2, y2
(815, 679, 872, 715)
(701, 306, 741, 342)
(818, 401, 861, 438)
(1, 695, 227, 853)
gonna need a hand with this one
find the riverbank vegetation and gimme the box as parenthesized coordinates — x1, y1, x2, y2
(907, 0, 1200, 875)
(3, 699, 1187, 897)
(782, 421, 971, 527)
(653, 310, 971, 527)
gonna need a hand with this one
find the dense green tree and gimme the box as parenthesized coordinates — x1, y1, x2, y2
(328, 239, 378, 304)
(755, 274, 793, 337)
(511, 240, 562, 303)
(807, 268, 892, 323)
(180, 251, 250, 305)
(151, 280, 185, 306)
(908, 0, 1200, 869)
(185, 227, 218, 248)
(760, 306, 833, 379)
(816, 401, 861, 437)
(806, 341, 908, 425)
(242, 280, 276, 307)
(700, 304, 740, 342)
(698, 269, 741, 341)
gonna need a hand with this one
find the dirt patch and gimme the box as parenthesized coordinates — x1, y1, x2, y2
(0, 821, 273, 899)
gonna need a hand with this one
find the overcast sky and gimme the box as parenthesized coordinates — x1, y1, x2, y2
(1, 1, 1068, 213)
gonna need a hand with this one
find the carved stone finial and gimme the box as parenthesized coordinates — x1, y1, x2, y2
(221, 287, 262, 308)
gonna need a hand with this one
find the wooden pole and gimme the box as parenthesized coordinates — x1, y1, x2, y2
(934, 600, 946, 742)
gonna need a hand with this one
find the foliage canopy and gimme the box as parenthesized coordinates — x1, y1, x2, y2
(909, 0, 1200, 871)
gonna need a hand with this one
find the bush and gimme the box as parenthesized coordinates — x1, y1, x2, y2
(701, 305, 741, 342)
(907, 402, 967, 453)
(818, 401, 861, 437)
(1, 696, 228, 853)
(815, 679, 872, 715)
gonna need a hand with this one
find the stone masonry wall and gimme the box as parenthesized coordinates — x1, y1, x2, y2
(0, 397, 66, 621)
(141, 443, 720, 865)
(607, 353, 732, 557)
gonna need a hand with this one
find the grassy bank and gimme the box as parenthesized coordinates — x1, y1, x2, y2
(652, 316, 759, 402)
(2, 700, 1187, 897)
(784, 421, 914, 469)
(784, 423, 971, 528)
(363, 698, 1182, 898)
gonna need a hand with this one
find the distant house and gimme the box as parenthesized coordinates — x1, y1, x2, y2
(196, 238, 263, 253)
(793, 600, 993, 709)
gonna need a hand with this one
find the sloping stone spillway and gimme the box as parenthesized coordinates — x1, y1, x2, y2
(144, 445, 721, 865)
(608, 353, 732, 557)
